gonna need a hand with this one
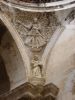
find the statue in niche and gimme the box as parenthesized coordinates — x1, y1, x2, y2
(31, 55, 43, 79)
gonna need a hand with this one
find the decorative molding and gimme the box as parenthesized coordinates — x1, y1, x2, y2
(1, 0, 75, 12)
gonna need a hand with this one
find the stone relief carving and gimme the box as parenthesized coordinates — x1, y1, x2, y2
(31, 55, 43, 79)
(13, 10, 60, 51)
(30, 55, 45, 85)
(9, 9, 60, 85)
(0, 4, 61, 85)
(17, 17, 47, 50)
(0, 4, 60, 51)
(1, 1, 75, 100)
(8, 9, 60, 85)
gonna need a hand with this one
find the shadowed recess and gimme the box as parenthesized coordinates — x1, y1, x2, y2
(0, 55, 10, 95)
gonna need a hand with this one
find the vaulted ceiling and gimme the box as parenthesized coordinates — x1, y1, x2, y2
(0, 0, 75, 100)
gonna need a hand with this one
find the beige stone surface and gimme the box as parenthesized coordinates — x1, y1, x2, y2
(0, 1, 75, 99)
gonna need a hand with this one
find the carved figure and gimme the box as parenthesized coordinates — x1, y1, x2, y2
(17, 17, 47, 49)
(24, 18, 46, 49)
(31, 55, 43, 79)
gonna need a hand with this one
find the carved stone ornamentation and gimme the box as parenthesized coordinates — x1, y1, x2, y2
(8, 9, 60, 85)
(18, 17, 47, 49)
(0, 1, 61, 86)
(30, 55, 45, 85)
(13, 10, 60, 51)
(0, 2, 60, 85)
(31, 55, 43, 79)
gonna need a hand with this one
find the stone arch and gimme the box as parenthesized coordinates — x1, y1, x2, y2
(0, 17, 30, 90)
(41, 25, 64, 75)
(0, 13, 30, 82)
